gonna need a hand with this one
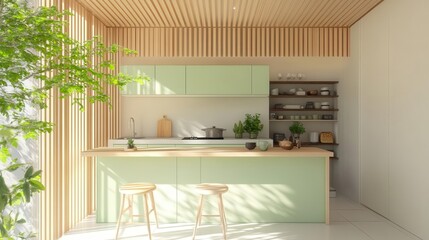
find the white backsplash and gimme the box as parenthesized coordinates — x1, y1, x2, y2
(120, 97, 269, 138)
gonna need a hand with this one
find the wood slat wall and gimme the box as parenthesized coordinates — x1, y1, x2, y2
(108, 27, 349, 57)
(37, 0, 120, 239)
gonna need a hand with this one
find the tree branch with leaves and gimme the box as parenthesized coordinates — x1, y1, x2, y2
(0, 0, 146, 238)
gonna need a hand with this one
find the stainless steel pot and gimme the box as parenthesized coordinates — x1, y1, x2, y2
(201, 126, 226, 138)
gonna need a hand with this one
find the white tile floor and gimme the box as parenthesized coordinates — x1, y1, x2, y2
(60, 195, 421, 240)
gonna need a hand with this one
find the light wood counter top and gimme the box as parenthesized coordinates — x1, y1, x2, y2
(83, 146, 333, 158)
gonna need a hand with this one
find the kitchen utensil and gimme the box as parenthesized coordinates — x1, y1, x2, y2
(305, 102, 315, 109)
(307, 90, 318, 95)
(279, 140, 293, 150)
(157, 115, 172, 138)
(314, 102, 321, 109)
(320, 132, 334, 143)
(259, 141, 269, 151)
(310, 132, 319, 143)
(322, 114, 334, 120)
(296, 90, 306, 96)
(320, 87, 330, 95)
(201, 126, 226, 138)
(283, 105, 301, 109)
(274, 104, 284, 109)
(245, 142, 256, 150)
(271, 88, 279, 95)
(273, 133, 285, 144)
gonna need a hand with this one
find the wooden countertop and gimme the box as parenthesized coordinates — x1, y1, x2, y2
(83, 147, 334, 158)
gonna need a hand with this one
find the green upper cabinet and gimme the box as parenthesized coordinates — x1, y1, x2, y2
(186, 65, 252, 95)
(120, 64, 269, 96)
(154, 65, 186, 95)
(252, 65, 269, 96)
(120, 65, 155, 95)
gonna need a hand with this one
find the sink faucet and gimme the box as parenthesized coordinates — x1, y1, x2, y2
(129, 117, 137, 138)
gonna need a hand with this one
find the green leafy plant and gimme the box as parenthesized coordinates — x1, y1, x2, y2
(289, 121, 306, 135)
(127, 139, 135, 149)
(0, 0, 143, 238)
(243, 113, 264, 138)
(233, 121, 244, 134)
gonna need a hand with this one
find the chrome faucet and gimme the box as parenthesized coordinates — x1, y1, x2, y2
(129, 117, 137, 138)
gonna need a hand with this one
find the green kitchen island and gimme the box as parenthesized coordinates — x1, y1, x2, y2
(83, 147, 333, 224)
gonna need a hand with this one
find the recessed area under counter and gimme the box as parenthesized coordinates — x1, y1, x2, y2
(83, 147, 332, 224)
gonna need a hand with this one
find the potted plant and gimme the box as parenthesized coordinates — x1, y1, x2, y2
(233, 120, 244, 138)
(289, 121, 306, 148)
(243, 113, 264, 139)
(125, 138, 137, 151)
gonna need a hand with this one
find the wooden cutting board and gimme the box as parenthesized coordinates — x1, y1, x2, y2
(157, 115, 172, 138)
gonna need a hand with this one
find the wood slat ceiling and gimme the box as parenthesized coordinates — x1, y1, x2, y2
(77, 0, 383, 28)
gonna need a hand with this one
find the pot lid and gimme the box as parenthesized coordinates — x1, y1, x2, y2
(201, 126, 226, 131)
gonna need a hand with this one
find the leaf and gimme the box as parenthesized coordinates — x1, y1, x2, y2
(24, 166, 33, 179)
(16, 219, 26, 224)
(5, 163, 24, 172)
(29, 180, 45, 191)
(30, 170, 42, 178)
(22, 182, 30, 203)
(0, 174, 10, 195)
(0, 147, 11, 163)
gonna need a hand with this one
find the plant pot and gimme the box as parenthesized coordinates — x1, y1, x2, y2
(235, 133, 243, 139)
(292, 134, 301, 148)
(249, 132, 258, 139)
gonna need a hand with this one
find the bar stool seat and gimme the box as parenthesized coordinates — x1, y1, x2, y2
(192, 183, 229, 240)
(115, 182, 159, 240)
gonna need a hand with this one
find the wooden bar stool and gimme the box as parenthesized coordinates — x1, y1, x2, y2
(192, 183, 229, 240)
(115, 183, 159, 240)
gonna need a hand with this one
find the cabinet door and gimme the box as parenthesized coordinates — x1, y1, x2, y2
(155, 65, 185, 95)
(252, 65, 269, 95)
(186, 65, 251, 95)
(120, 65, 155, 95)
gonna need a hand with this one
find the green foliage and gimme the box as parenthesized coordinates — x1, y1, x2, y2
(232, 121, 244, 134)
(243, 113, 264, 134)
(0, 0, 143, 238)
(127, 138, 135, 149)
(289, 121, 306, 135)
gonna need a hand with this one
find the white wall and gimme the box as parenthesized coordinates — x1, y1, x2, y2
(352, 0, 429, 239)
(121, 97, 269, 138)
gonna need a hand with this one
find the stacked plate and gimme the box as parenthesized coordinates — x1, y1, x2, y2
(321, 102, 330, 109)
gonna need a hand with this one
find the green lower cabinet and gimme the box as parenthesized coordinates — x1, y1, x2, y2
(200, 157, 326, 223)
(96, 157, 177, 223)
(177, 158, 201, 223)
(96, 155, 326, 223)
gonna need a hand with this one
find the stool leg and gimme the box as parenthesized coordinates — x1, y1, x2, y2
(218, 194, 227, 240)
(128, 195, 134, 223)
(149, 191, 159, 228)
(192, 195, 204, 240)
(115, 194, 126, 240)
(143, 193, 152, 240)
(219, 193, 228, 228)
